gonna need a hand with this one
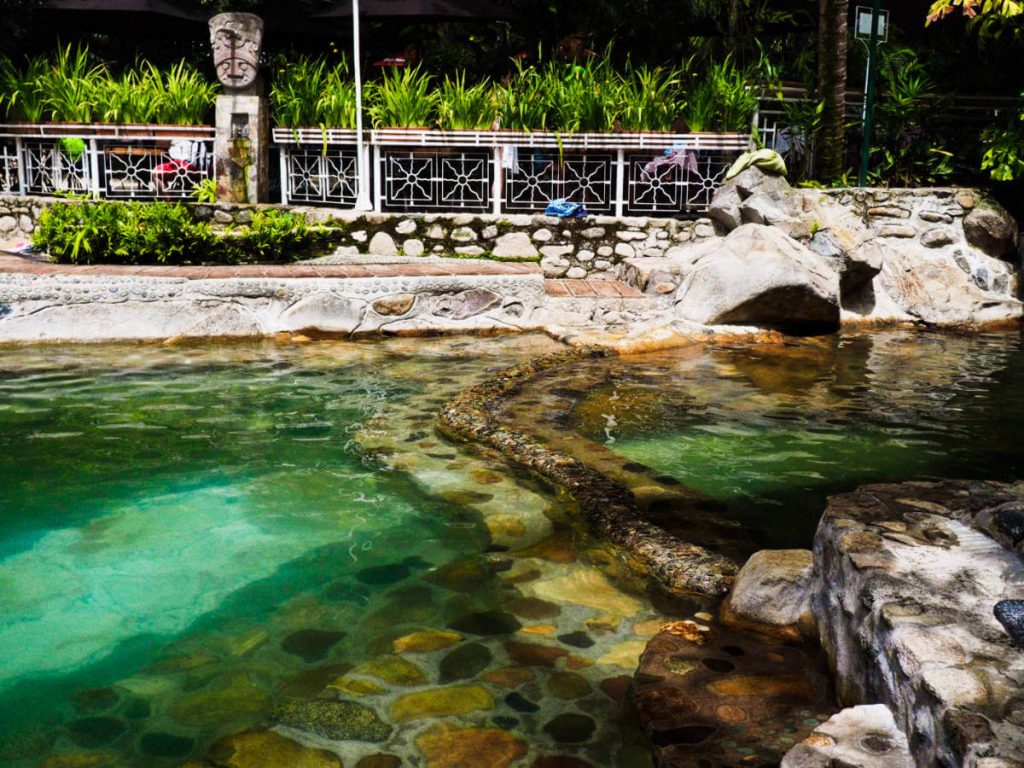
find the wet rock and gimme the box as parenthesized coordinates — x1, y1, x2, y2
(123, 699, 151, 719)
(139, 732, 194, 758)
(781, 704, 913, 768)
(439, 642, 492, 682)
(557, 631, 594, 649)
(167, 673, 270, 727)
(425, 559, 491, 592)
(672, 224, 840, 330)
(600, 675, 633, 701)
(282, 629, 347, 663)
(207, 730, 342, 767)
(448, 611, 522, 636)
(275, 699, 392, 742)
(505, 596, 561, 620)
(504, 692, 540, 713)
(356, 755, 401, 768)
(482, 666, 535, 689)
(719, 549, 814, 641)
(597, 640, 648, 670)
(278, 663, 353, 699)
(415, 723, 528, 768)
(71, 688, 119, 714)
(64, 717, 126, 748)
(393, 629, 462, 654)
(994, 600, 1024, 650)
(391, 685, 495, 721)
(543, 713, 596, 743)
(504, 641, 568, 668)
(356, 563, 411, 585)
(351, 655, 427, 686)
(964, 198, 1019, 257)
(531, 757, 594, 768)
(529, 571, 642, 616)
(546, 671, 592, 700)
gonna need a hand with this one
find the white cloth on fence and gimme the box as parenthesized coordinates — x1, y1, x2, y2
(501, 145, 521, 175)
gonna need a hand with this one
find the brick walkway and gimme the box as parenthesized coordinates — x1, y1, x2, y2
(544, 279, 644, 298)
(0, 253, 542, 280)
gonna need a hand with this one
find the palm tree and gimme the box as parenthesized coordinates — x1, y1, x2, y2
(817, 0, 848, 181)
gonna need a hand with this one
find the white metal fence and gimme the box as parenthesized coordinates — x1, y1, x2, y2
(274, 128, 752, 216)
(0, 124, 215, 200)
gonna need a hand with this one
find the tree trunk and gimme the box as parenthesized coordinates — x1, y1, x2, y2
(817, 0, 849, 181)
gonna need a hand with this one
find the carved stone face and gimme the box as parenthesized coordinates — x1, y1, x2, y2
(209, 12, 264, 91)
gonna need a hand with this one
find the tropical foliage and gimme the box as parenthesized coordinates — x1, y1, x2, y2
(0, 45, 217, 124)
(34, 201, 331, 265)
(273, 49, 768, 134)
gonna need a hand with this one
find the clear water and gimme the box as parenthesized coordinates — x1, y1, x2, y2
(2, 337, 681, 767)
(3, 329, 1020, 767)
(512, 330, 1024, 557)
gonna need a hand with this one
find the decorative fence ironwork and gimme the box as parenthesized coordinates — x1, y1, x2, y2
(274, 128, 752, 216)
(0, 125, 215, 200)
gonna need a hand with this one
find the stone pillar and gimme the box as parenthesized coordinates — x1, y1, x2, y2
(214, 94, 269, 204)
(209, 12, 268, 204)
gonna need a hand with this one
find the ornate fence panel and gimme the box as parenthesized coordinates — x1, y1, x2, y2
(381, 147, 492, 213)
(0, 141, 23, 194)
(272, 129, 361, 207)
(0, 125, 215, 200)
(279, 129, 751, 216)
(503, 151, 615, 214)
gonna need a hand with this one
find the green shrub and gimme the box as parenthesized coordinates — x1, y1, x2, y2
(685, 56, 760, 132)
(33, 202, 331, 265)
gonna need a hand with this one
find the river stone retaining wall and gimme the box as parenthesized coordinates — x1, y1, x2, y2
(813, 479, 1024, 767)
(0, 194, 715, 279)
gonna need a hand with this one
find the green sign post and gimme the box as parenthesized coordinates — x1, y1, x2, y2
(857, 2, 887, 187)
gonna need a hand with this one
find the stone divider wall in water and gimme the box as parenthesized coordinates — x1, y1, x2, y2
(436, 346, 738, 598)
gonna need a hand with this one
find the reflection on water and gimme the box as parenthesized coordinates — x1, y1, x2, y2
(504, 330, 1024, 556)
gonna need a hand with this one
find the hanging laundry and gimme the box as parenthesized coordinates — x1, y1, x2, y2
(501, 145, 521, 175)
(643, 145, 698, 178)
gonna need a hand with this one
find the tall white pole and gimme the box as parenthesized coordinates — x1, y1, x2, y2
(353, 0, 372, 210)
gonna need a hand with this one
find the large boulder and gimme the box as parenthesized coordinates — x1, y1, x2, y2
(871, 245, 1022, 326)
(719, 549, 814, 641)
(781, 705, 914, 768)
(964, 198, 1020, 259)
(671, 224, 841, 330)
(709, 166, 816, 239)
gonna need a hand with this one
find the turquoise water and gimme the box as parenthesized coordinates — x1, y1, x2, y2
(0, 342, 481, 750)
(509, 330, 1024, 555)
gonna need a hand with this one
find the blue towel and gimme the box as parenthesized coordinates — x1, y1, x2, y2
(545, 198, 588, 219)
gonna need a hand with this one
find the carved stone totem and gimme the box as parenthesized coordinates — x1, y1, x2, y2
(209, 12, 268, 204)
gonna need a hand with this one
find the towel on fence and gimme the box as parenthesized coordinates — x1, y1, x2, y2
(501, 145, 521, 175)
(545, 198, 588, 219)
(643, 145, 698, 178)
(724, 148, 788, 181)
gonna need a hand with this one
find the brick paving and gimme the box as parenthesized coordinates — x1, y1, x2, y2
(0, 253, 542, 280)
(544, 279, 644, 299)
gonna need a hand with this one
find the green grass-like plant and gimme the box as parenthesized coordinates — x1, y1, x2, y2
(437, 73, 496, 130)
(0, 44, 217, 125)
(367, 65, 437, 129)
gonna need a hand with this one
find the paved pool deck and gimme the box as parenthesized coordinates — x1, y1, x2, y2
(0, 252, 644, 298)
